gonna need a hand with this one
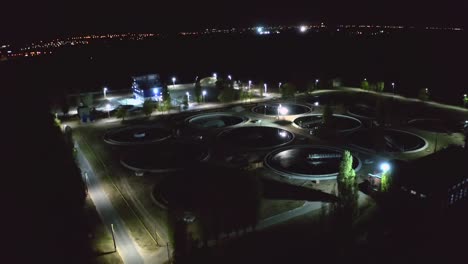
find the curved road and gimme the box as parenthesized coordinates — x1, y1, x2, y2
(76, 144, 144, 264)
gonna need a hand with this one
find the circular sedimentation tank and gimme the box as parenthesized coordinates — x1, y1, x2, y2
(347, 104, 377, 119)
(103, 126, 171, 145)
(407, 118, 459, 133)
(186, 112, 247, 129)
(218, 126, 294, 149)
(293, 114, 362, 133)
(252, 103, 311, 116)
(348, 128, 428, 153)
(264, 145, 361, 180)
(120, 141, 210, 173)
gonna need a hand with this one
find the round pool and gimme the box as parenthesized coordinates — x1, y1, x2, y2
(186, 113, 247, 129)
(293, 114, 362, 133)
(103, 126, 171, 145)
(347, 104, 377, 119)
(252, 103, 311, 116)
(348, 128, 428, 153)
(264, 145, 361, 180)
(407, 118, 459, 133)
(120, 141, 210, 173)
(218, 126, 294, 149)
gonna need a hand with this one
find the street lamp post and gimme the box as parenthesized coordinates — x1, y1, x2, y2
(172, 77, 176, 87)
(228, 75, 232, 80)
(202, 90, 207, 102)
(391, 82, 395, 94)
(213, 73, 217, 79)
(103, 87, 108, 98)
(264, 83, 267, 95)
(248, 80, 252, 90)
(315, 79, 319, 89)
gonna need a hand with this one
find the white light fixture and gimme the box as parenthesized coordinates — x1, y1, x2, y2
(380, 162, 390, 173)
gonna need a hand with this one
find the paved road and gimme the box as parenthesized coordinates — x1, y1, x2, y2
(76, 144, 144, 264)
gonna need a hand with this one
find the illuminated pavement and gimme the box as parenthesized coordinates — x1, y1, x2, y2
(76, 144, 144, 264)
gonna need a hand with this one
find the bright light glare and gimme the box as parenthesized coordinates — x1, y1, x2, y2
(257, 27, 264, 33)
(202, 90, 207, 95)
(380, 163, 390, 172)
(172, 77, 176, 82)
(299, 25, 307, 32)
(314, 102, 319, 106)
(213, 73, 217, 79)
(106, 104, 111, 110)
(278, 106, 289, 115)
(228, 75, 232, 80)
(278, 130, 288, 137)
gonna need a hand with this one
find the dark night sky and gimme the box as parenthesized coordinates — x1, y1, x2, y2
(1, 1, 467, 42)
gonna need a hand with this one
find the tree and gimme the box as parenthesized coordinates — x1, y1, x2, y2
(338, 150, 356, 186)
(361, 79, 369, 90)
(142, 99, 154, 117)
(194, 81, 202, 103)
(336, 150, 359, 223)
(80, 93, 93, 107)
(116, 107, 127, 121)
(217, 78, 237, 103)
(258, 81, 264, 97)
(418, 88, 430, 101)
(380, 170, 392, 192)
(375, 82, 385, 92)
(240, 89, 250, 102)
(160, 84, 172, 113)
(280, 83, 297, 99)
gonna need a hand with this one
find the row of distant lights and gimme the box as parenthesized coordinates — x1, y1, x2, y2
(257, 25, 310, 35)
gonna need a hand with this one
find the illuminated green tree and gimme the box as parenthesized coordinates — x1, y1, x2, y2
(116, 107, 127, 121)
(375, 82, 385, 92)
(54, 113, 61, 127)
(380, 170, 392, 192)
(463, 95, 468, 108)
(142, 99, 154, 117)
(160, 84, 172, 113)
(337, 150, 358, 220)
(361, 79, 369, 90)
